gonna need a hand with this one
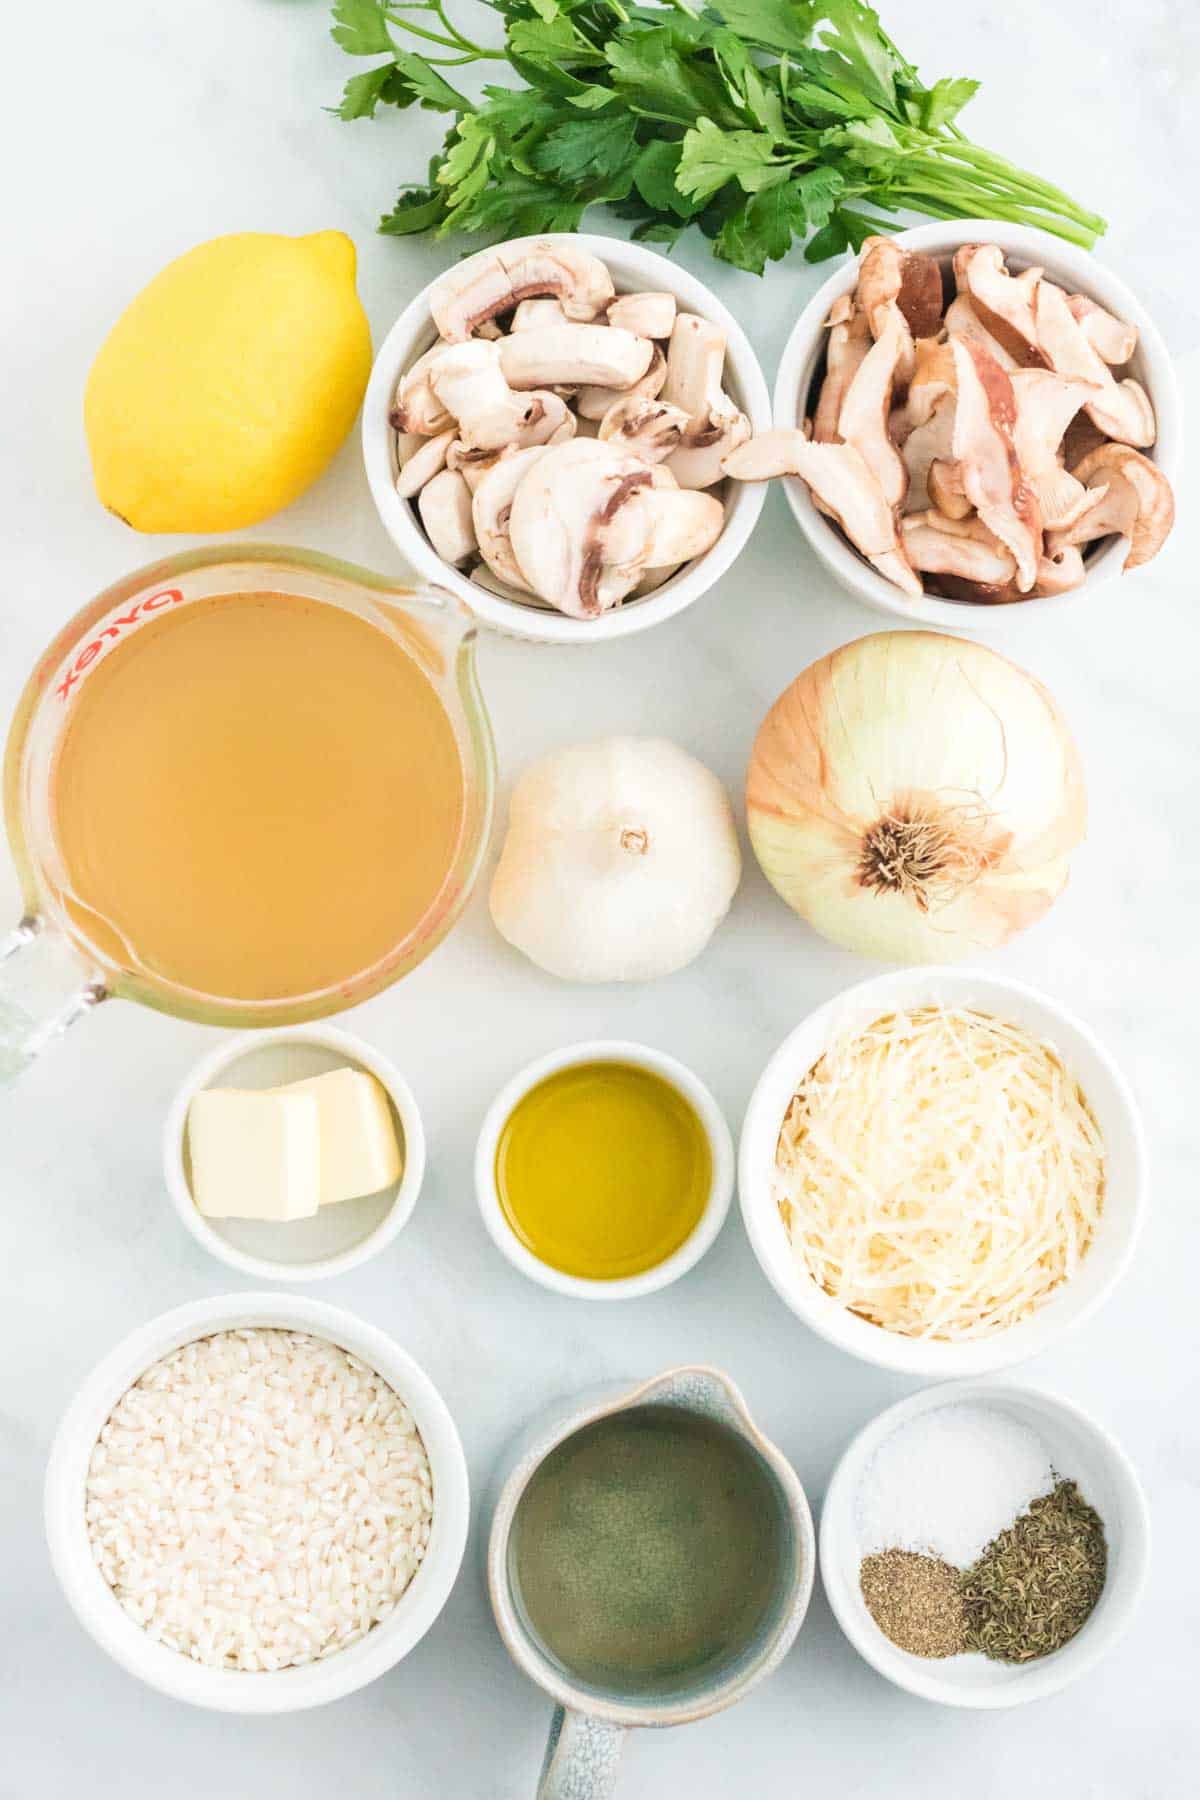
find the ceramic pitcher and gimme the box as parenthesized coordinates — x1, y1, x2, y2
(488, 1365, 815, 1798)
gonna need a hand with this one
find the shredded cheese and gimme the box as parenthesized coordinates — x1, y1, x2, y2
(773, 1006, 1105, 1341)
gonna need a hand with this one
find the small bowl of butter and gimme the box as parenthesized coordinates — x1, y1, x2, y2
(164, 1025, 425, 1280)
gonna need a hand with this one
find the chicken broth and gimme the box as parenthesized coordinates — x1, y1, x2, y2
(49, 591, 464, 1001)
(509, 1405, 788, 1697)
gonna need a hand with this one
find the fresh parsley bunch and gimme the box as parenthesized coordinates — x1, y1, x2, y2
(329, 0, 1105, 274)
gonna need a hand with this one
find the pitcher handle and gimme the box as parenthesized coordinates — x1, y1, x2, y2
(0, 916, 106, 1085)
(537, 1707, 626, 1800)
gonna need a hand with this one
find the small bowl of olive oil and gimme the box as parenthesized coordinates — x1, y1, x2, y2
(475, 1040, 734, 1299)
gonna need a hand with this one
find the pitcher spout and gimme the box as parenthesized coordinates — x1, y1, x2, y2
(622, 1364, 761, 1439)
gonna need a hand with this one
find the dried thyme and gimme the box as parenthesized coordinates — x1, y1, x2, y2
(961, 1478, 1107, 1663)
(860, 1549, 967, 1658)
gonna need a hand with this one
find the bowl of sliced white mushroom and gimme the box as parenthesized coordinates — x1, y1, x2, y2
(364, 234, 771, 643)
(742, 221, 1181, 627)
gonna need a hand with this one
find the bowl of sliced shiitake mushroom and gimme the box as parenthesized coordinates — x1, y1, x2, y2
(364, 234, 771, 643)
(748, 221, 1181, 626)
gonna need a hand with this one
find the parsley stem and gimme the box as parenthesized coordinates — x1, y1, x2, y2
(385, 3, 501, 59)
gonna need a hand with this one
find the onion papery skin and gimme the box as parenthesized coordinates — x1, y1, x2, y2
(746, 631, 1086, 964)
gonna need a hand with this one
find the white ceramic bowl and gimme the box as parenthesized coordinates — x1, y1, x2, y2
(476, 1039, 734, 1298)
(164, 1026, 425, 1281)
(44, 1292, 469, 1712)
(364, 233, 770, 644)
(739, 967, 1146, 1377)
(773, 220, 1182, 630)
(819, 1380, 1150, 1707)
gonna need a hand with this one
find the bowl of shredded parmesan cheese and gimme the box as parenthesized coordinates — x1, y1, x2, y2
(738, 969, 1146, 1376)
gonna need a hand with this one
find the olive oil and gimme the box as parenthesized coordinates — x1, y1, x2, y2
(509, 1405, 787, 1696)
(494, 1061, 711, 1280)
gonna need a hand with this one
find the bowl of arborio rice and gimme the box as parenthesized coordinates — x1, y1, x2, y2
(44, 1293, 469, 1712)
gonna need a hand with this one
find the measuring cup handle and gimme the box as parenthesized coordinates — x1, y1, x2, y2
(0, 916, 105, 1085)
(536, 1707, 625, 1800)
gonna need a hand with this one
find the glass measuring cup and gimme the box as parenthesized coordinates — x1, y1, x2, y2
(1, 545, 495, 1081)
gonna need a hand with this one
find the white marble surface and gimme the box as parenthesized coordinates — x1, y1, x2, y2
(2, 2, 1197, 1794)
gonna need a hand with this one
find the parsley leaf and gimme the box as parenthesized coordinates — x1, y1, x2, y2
(531, 113, 641, 190)
(676, 120, 790, 203)
(606, 30, 742, 129)
(330, 0, 394, 57)
(334, 65, 400, 121)
(920, 75, 979, 131)
(634, 140, 707, 218)
(380, 184, 448, 235)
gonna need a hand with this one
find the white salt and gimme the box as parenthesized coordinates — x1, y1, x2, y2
(855, 1403, 1055, 1569)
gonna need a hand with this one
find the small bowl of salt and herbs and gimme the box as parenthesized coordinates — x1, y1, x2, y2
(819, 1382, 1149, 1708)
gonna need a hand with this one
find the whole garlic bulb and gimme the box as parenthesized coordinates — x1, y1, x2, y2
(489, 737, 741, 982)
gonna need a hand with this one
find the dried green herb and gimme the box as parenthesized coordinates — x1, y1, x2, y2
(860, 1549, 966, 1658)
(961, 1479, 1107, 1664)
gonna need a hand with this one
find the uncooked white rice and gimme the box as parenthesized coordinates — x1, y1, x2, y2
(85, 1328, 434, 1672)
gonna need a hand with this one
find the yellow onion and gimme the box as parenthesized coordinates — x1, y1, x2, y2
(747, 631, 1086, 963)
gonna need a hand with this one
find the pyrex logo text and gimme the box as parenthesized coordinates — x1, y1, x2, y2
(55, 588, 185, 699)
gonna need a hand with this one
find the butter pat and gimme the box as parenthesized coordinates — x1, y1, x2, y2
(276, 1068, 402, 1206)
(188, 1089, 321, 1221)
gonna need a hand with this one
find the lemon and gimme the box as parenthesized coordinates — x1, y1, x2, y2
(85, 231, 372, 533)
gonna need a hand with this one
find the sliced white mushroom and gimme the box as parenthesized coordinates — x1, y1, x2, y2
(1034, 280, 1156, 447)
(950, 336, 1042, 591)
(447, 441, 518, 495)
(666, 414, 750, 489)
(418, 468, 477, 566)
(1010, 369, 1099, 530)
(607, 292, 677, 339)
(507, 440, 657, 617)
(430, 349, 575, 458)
(857, 235, 945, 341)
(429, 237, 614, 342)
(605, 487, 725, 571)
(901, 392, 956, 513)
(598, 395, 691, 462)
(812, 299, 873, 443)
(395, 426, 456, 500)
(390, 343, 456, 435)
(1066, 293, 1137, 364)
(661, 314, 729, 425)
(901, 510, 1017, 584)
(630, 561, 682, 597)
(427, 340, 540, 452)
(722, 432, 922, 598)
(498, 324, 653, 393)
(574, 345, 666, 421)
(1049, 443, 1175, 569)
(836, 306, 911, 509)
(394, 431, 425, 468)
(468, 561, 544, 607)
(944, 295, 1019, 373)
(953, 244, 1044, 366)
(472, 444, 554, 594)
(661, 313, 750, 490)
(507, 439, 721, 618)
(926, 458, 971, 519)
(509, 297, 569, 333)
